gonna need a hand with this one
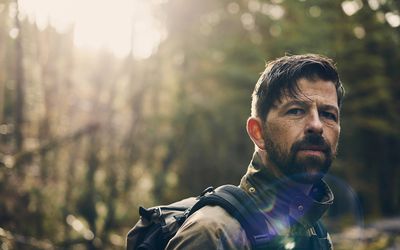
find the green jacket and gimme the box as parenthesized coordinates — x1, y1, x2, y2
(166, 152, 334, 249)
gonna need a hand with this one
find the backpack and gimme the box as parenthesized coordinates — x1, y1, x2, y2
(126, 185, 332, 250)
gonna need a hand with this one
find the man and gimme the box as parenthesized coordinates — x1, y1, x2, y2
(166, 54, 345, 249)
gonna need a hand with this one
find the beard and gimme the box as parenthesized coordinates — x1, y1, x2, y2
(264, 132, 336, 184)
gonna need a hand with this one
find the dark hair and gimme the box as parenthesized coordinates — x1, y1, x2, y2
(251, 54, 345, 121)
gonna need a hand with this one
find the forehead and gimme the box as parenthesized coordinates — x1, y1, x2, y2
(278, 78, 338, 108)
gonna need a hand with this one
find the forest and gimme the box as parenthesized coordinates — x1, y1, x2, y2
(0, 0, 399, 249)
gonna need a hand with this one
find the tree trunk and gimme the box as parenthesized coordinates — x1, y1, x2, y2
(13, 0, 25, 152)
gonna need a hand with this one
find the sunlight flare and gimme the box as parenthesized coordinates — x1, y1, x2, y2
(19, 0, 164, 59)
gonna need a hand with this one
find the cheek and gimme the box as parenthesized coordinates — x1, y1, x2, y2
(326, 126, 340, 150)
(266, 121, 294, 149)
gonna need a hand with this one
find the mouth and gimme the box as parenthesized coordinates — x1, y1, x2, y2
(298, 149, 325, 157)
(297, 146, 327, 157)
(299, 145, 326, 151)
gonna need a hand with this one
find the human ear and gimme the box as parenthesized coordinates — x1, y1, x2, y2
(246, 117, 266, 150)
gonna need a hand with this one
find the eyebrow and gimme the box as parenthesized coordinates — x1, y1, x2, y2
(279, 100, 308, 110)
(280, 100, 339, 114)
(319, 104, 339, 115)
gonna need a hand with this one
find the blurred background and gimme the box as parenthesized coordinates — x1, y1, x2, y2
(0, 0, 399, 249)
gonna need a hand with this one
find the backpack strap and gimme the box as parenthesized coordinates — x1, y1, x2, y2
(312, 221, 332, 250)
(188, 185, 273, 249)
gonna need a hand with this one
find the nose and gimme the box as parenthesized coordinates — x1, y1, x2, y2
(305, 110, 323, 135)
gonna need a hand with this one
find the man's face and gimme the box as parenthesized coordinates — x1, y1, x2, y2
(263, 78, 340, 184)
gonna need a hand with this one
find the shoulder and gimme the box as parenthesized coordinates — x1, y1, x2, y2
(186, 205, 242, 231)
(166, 205, 250, 250)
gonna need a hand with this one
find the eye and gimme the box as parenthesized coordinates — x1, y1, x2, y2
(320, 111, 337, 121)
(286, 108, 305, 115)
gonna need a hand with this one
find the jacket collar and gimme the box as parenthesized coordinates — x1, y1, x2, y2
(239, 152, 334, 228)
